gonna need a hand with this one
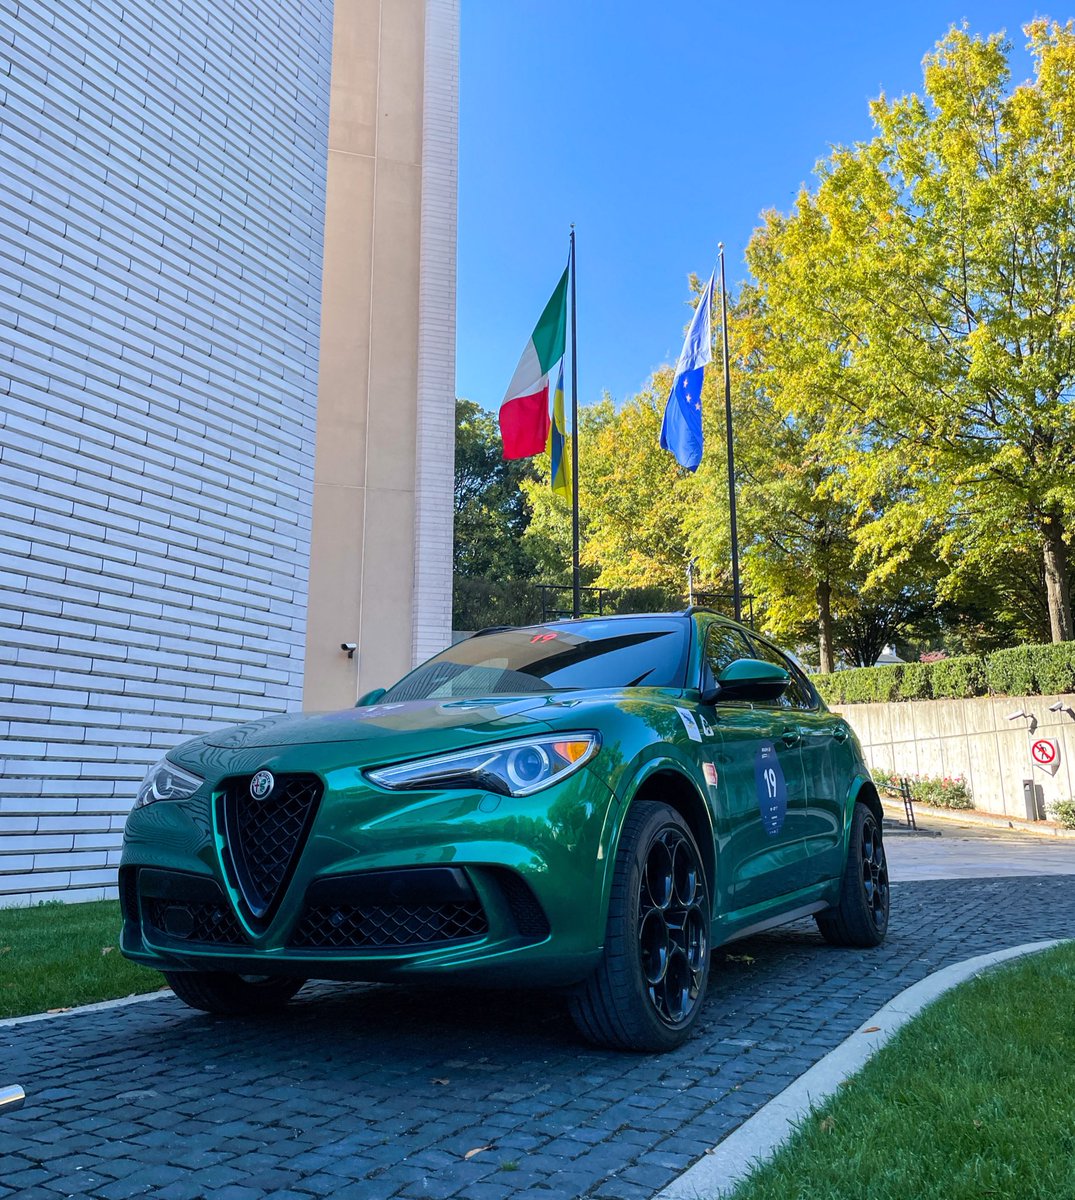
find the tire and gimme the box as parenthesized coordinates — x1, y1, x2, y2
(815, 801, 890, 947)
(569, 801, 711, 1052)
(165, 971, 305, 1015)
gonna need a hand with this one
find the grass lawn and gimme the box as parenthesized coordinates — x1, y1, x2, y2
(731, 941, 1075, 1200)
(0, 900, 164, 1019)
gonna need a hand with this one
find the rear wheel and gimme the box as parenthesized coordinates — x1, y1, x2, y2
(165, 971, 305, 1015)
(570, 801, 711, 1051)
(815, 801, 889, 947)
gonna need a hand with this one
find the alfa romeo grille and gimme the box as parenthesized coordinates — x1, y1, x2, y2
(222, 773, 322, 923)
(290, 900, 488, 950)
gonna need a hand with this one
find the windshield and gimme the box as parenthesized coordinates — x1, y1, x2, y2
(382, 618, 690, 701)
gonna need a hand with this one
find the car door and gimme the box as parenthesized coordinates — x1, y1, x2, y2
(697, 622, 810, 911)
(746, 636, 846, 885)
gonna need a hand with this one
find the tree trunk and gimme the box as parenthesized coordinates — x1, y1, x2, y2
(817, 578, 835, 673)
(1042, 517, 1073, 643)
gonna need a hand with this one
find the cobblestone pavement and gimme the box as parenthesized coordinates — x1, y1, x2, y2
(3, 876, 1073, 1200)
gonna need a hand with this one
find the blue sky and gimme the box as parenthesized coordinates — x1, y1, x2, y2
(457, 1, 1045, 413)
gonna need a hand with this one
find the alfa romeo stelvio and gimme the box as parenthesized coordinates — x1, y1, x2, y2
(120, 610, 889, 1051)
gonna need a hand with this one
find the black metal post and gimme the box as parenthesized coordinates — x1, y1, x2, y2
(719, 245, 741, 622)
(570, 227, 581, 618)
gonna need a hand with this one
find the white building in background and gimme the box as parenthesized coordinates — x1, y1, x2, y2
(0, 0, 458, 905)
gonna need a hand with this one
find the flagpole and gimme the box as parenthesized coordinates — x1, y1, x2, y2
(719, 244, 741, 623)
(570, 226, 581, 619)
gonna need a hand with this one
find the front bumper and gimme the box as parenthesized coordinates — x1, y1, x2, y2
(119, 754, 618, 988)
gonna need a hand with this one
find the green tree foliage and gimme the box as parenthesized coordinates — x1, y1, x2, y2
(453, 399, 541, 628)
(747, 21, 1075, 643)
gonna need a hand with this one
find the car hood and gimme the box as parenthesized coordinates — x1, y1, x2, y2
(167, 688, 685, 777)
(183, 696, 557, 760)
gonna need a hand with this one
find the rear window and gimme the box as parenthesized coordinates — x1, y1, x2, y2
(383, 618, 690, 701)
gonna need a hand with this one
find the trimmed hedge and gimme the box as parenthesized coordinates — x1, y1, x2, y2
(813, 639, 1075, 704)
(929, 655, 989, 699)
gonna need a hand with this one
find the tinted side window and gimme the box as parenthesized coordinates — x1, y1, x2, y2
(702, 624, 754, 689)
(746, 636, 815, 710)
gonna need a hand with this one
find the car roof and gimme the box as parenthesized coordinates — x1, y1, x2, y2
(471, 610, 752, 638)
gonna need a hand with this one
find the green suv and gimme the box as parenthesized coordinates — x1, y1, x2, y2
(120, 611, 889, 1051)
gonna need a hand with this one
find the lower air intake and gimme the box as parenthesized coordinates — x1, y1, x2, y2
(290, 900, 488, 950)
(287, 867, 488, 951)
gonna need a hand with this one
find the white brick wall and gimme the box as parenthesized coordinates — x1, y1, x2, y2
(411, 0, 459, 667)
(0, 0, 334, 904)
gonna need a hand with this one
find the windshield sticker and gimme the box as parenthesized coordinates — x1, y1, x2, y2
(676, 707, 703, 742)
(755, 742, 787, 837)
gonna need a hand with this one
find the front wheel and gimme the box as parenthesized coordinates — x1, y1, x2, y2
(815, 801, 890, 947)
(570, 801, 711, 1051)
(165, 971, 305, 1015)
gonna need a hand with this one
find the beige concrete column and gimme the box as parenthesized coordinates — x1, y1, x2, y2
(304, 0, 458, 710)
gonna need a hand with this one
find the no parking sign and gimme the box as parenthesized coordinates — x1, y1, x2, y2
(1030, 737, 1061, 776)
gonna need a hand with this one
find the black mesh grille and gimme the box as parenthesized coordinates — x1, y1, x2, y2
(222, 773, 322, 923)
(289, 900, 488, 950)
(145, 898, 247, 946)
(493, 869, 551, 941)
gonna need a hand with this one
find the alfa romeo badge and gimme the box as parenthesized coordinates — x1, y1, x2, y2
(249, 770, 275, 800)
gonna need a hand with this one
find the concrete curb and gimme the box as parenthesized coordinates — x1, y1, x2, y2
(653, 939, 1067, 1200)
(0, 989, 172, 1031)
(881, 798, 1075, 840)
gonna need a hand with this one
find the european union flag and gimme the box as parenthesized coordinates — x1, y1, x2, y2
(659, 271, 715, 472)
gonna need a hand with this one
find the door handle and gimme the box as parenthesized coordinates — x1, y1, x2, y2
(832, 724, 849, 743)
(779, 726, 801, 747)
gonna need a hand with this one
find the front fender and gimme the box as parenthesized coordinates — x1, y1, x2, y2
(592, 750, 717, 947)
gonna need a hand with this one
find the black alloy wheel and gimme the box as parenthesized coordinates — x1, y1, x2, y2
(815, 801, 890, 947)
(860, 809, 889, 934)
(638, 825, 709, 1026)
(570, 801, 711, 1051)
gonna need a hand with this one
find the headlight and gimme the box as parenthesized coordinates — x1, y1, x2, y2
(366, 733, 600, 797)
(134, 758, 204, 809)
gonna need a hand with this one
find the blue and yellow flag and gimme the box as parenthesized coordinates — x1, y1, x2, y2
(660, 271, 714, 472)
(547, 361, 570, 499)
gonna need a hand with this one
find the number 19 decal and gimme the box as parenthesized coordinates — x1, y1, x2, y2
(754, 743, 788, 837)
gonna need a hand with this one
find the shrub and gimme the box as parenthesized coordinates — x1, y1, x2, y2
(815, 640, 1075, 703)
(1030, 643, 1075, 696)
(930, 655, 989, 699)
(871, 768, 899, 794)
(912, 774, 974, 810)
(867, 768, 973, 809)
(1049, 799, 1075, 830)
(986, 646, 1038, 696)
(897, 662, 932, 701)
(813, 674, 842, 705)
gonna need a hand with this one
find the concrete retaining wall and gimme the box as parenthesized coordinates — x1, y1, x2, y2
(832, 694, 1075, 819)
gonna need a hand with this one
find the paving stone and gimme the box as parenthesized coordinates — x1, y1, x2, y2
(1, 877, 1072, 1199)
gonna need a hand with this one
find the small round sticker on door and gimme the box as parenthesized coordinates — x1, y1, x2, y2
(755, 742, 788, 838)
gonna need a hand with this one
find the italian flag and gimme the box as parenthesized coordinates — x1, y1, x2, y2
(499, 266, 568, 459)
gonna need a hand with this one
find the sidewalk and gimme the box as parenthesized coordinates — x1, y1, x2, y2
(881, 797, 1075, 840)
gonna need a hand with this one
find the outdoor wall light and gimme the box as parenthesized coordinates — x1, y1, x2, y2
(1007, 709, 1038, 732)
(340, 642, 357, 660)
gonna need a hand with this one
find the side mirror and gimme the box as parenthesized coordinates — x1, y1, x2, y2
(355, 687, 386, 707)
(713, 658, 789, 703)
